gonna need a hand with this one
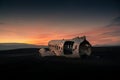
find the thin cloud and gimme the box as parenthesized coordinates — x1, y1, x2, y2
(59, 17, 120, 46)
(90, 16, 120, 46)
(113, 16, 120, 23)
(0, 22, 4, 25)
(106, 16, 120, 27)
(101, 16, 120, 37)
(102, 30, 120, 37)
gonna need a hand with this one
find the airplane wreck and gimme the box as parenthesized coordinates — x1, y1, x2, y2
(39, 36, 92, 58)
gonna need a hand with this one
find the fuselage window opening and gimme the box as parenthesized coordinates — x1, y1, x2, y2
(55, 45, 57, 49)
(60, 48, 62, 50)
(58, 46, 59, 50)
(63, 41, 74, 55)
(57, 46, 58, 50)
(75, 45, 77, 49)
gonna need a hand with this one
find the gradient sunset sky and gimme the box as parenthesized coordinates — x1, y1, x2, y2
(0, 0, 120, 46)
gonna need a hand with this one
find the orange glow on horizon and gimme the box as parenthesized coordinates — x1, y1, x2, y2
(0, 21, 120, 46)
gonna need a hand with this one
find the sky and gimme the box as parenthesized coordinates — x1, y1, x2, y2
(0, 0, 120, 46)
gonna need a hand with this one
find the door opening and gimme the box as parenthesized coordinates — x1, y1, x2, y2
(63, 41, 74, 55)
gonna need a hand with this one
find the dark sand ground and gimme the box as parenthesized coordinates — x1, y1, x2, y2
(0, 47, 120, 78)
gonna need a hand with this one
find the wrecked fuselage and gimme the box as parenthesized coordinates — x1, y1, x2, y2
(39, 36, 92, 58)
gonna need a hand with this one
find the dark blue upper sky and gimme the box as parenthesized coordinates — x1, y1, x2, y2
(0, 0, 120, 18)
(0, 0, 119, 26)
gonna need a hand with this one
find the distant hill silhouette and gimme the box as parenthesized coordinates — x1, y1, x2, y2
(0, 43, 48, 50)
